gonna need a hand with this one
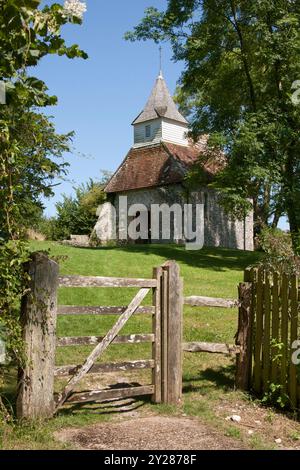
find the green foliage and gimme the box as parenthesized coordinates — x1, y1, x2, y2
(34, 216, 61, 241)
(0, 111, 72, 239)
(0, 241, 29, 369)
(0, 2, 87, 239)
(0, 0, 87, 417)
(126, 1, 300, 250)
(259, 337, 293, 409)
(257, 227, 300, 273)
(41, 178, 107, 240)
(261, 383, 290, 409)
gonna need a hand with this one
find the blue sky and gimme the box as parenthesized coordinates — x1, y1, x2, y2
(37, 0, 288, 230)
(37, 0, 180, 216)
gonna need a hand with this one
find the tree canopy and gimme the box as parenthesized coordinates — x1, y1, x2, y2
(0, 0, 87, 407)
(126, 0, 300, 249)
(0, 0, 87, 240)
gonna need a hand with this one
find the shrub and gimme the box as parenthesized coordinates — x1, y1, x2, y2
(54, 180, 107, 240)
(34, 217, 61, 241)
(256, 227, 300, 273)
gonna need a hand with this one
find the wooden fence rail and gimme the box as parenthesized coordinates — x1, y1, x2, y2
(184, 296, 239, 308)
(183, 342, 240, 355)
(59, 275, 157, 288)
(57, 305, 154, 316)
(55, 360, 155, 377)
(56, 333, 154, 347)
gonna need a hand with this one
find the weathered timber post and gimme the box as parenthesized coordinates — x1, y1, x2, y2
(17, 252, 59, 420)
(152, 267, 162, 403)
(235, 281, 253, 390)
(161, 261, 183, 404)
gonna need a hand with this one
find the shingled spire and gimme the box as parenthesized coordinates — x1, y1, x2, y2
(132, 73, 188, 125)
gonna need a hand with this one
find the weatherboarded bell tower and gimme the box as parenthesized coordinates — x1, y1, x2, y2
(132, 70, 189, 148)
(94, 69, 253, 250)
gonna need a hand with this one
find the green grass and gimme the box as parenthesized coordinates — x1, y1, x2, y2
(29, 242, 259, 366)
(1, 242, 262, 449)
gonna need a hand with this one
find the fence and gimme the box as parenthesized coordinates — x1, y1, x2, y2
(16, 253, 183, 419)
(16, 252, 257, 420)
(244, 267, 300, 408)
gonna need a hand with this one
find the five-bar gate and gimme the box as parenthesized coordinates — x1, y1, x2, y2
(17, 254, 183, 419)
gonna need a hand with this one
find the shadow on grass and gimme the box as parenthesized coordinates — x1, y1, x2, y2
(56, 382, 152, 417)
(59, 399, 146, 417)
(70, 244, 261, 273)
(183, 364, 236, 395)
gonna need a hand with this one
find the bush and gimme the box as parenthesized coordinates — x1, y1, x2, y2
(256, 227, 300, 273)
(54, 180, 107, 240)
(34, 217, 61, 241)
(0, 241, 29, 368)
(34, 179, 108, 241)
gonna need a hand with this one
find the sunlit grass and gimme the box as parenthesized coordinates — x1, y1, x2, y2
(1, 242, 261, 449)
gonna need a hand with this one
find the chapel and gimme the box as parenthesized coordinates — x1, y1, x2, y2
(94, 70, 253, 250)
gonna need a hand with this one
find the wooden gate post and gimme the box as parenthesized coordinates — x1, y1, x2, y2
(152, 267, 162, 403)
(17, 252, 59, 419)
(161, 261, 183, 404)
(235, 280, 253, 390)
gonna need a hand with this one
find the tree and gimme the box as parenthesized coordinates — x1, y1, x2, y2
(0, 0, 87, 240)
(54, 178, 108, 240)
(0, 0, 87, 415)
(126, 1, 300, 249)
(0, 110, 72, 239)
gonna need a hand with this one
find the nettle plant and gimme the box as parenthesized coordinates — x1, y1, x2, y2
(0, 0, 87, 418)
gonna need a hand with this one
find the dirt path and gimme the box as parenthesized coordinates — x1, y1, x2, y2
(55, 416, 248, 450)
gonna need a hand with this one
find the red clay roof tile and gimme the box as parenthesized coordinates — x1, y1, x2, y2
(105, 140, 225, 194)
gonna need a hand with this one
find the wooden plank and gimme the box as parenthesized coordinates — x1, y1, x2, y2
(165, 262, 183, 405)
(55, 360, 155, 377)
(183, 342, 240, 355)
(245, 267, 256, 387)
(184, 296, 239, 308)
(152, 267, 162, 404)
(235, 282, 253, 390)
(161, 268, 168, 404)
(57, 334, 154, 347)
(17, 253, 59, 420)
(271, 272, 280, 384)
(66, 385, 155, 404)
(262, 273, 271, 394)
(289, 274, 298, 408)
(55, 287, 150, 411)
(59, 275, 156, 288)
(280, 273, 289, 396)
(57, 305, 154, 316)
(253, 268, 264, 394)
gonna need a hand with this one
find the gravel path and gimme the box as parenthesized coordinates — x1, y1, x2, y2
(56, 416, 248, 450)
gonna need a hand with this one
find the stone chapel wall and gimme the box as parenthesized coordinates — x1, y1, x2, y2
(104, 186, 254, 250)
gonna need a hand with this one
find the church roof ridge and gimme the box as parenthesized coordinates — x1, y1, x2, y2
(104, 140, 225, 194)
(132, 73, 188, 125)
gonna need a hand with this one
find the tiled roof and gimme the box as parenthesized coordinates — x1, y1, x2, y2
(105, 139, 225, 194)
(132, 74, 188, 125)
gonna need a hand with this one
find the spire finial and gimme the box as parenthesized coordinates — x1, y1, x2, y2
(158, 45, 163, 78)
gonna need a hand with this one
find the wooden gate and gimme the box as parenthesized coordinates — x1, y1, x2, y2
(245, 267, 300, 408)
(16, 254, 183, 419)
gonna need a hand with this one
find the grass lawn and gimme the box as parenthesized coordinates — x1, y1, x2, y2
(3, 242, 300, 450)
(29, 241, 259, 366)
